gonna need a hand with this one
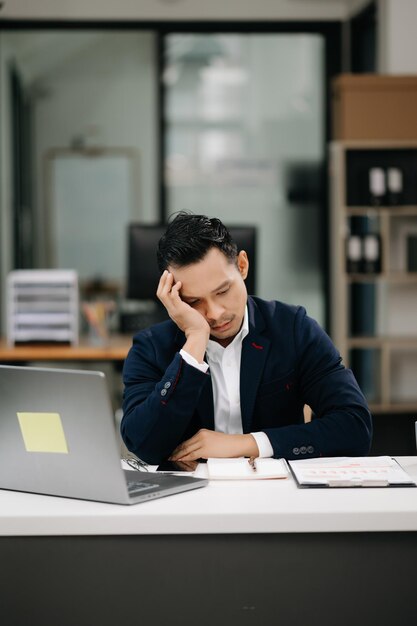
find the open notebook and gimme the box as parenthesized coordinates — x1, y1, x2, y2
(206, 457, 288, 480)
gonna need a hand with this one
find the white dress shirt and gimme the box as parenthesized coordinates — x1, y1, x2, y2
(179, 307, 274, 458)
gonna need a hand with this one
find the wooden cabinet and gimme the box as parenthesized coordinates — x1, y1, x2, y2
(330, 140, 417, 413)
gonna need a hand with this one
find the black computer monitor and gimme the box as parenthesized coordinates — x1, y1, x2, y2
(127, 223, 257, 300)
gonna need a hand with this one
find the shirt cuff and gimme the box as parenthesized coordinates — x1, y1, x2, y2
(180, 349, 209, 374)
(251, 431, 274, 458)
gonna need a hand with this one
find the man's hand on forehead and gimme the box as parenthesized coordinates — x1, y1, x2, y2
(156, 270, 210, 363)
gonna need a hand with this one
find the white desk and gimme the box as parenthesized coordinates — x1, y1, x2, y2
(1, 458, 417, 626)
(1, 457, 417, 536)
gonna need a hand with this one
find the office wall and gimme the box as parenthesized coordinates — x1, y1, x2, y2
(0, 0, 350, 21)
(378, 0, 417, 73)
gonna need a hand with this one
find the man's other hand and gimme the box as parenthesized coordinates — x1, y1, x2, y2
(169, 429, 259, 461)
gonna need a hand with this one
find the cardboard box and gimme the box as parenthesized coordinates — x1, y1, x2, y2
(332, 74, 417, 140)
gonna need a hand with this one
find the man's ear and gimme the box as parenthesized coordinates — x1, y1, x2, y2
(237, 250, 249, 280)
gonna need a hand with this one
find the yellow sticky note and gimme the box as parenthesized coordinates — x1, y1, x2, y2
(17, 412, 69, 454)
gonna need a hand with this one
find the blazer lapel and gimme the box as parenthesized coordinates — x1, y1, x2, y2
(240, 299, 270, 433)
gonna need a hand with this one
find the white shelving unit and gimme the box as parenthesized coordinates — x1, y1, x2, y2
(329, 140, 417, 413)
(7, 270, 79, 346)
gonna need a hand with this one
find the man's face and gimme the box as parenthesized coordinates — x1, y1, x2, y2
(169, 247, 249, 347)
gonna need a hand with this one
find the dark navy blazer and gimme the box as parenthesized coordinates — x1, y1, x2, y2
(121, 296, 372, 464)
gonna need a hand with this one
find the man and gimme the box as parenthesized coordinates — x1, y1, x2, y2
(121, 213, 372, 465)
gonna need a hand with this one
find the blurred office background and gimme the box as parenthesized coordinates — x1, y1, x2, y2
(0, 29, 327, 324)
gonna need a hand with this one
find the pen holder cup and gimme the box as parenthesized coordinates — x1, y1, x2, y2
(87, 319, 109, 347)
(82, 300, 115, 347)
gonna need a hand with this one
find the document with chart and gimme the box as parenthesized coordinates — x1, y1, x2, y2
(288, 456, 416, 488)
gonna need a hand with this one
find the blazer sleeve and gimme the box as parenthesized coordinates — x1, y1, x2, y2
(263, 307, 373, 460)
(121, 330, 209, 464)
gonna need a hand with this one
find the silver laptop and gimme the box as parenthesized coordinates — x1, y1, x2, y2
(0, 364, 208, 505)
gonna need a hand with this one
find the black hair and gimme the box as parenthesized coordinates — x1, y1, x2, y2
(157, 212, 238, 272)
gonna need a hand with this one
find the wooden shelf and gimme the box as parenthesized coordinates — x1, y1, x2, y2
(369, 402, 417, 414)
(347, 272, 417, 283)
(330, 141, 417, 415)
(346, 206, 417, 216)
(347, 336, 417, 349)
(331, 139, 417, 149)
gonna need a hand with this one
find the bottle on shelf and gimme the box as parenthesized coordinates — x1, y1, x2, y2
(387, 167, 404, 206)
(368, 167, 386, 206)
(362, 233, 381, 274)
(346, 234, 362, 273)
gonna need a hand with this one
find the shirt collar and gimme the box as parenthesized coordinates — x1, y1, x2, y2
(206, 306, 249, 362)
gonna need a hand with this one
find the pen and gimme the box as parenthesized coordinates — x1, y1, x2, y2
(248, 457, 257, 472)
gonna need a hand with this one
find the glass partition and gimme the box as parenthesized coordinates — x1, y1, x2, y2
(164, 33, 326, 324)
(0, 29, 158, 294)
